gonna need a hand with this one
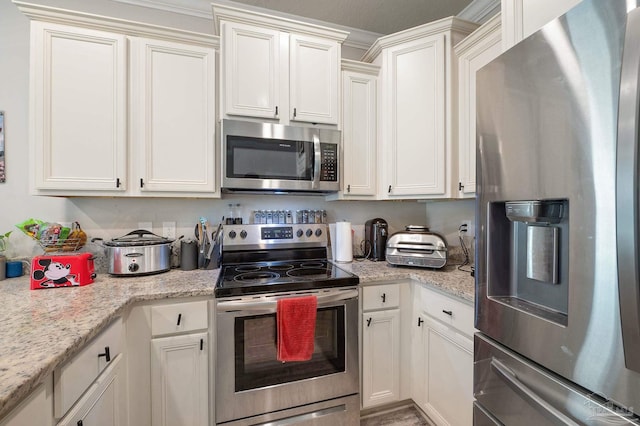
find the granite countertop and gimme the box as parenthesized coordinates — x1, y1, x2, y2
(337, 261, 475, 303)
(0, 261, 474, 419)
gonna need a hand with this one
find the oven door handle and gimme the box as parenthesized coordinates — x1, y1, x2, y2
(216, 288, 358, 312)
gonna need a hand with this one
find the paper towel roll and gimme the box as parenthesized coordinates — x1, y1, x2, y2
(334, 221, 353, 263)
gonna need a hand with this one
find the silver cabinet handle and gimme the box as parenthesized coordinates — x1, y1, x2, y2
(490, 358, 580, 426)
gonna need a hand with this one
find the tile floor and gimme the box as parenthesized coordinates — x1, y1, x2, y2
(360, 405, 435, 426)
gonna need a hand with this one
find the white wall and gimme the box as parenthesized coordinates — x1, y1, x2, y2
(0, 1, 474, 259)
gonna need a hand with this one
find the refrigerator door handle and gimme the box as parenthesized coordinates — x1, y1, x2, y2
(490, 358, 580, 426)
(616, 5, 640, 374)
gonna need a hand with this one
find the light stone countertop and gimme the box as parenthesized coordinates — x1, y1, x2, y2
(335, 260, 475, 304)
(0, 261, 474, 419)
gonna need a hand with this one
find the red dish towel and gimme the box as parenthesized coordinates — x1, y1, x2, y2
(277, 295, 318, 362)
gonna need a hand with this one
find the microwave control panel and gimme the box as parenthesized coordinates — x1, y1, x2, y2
(319, 143, 338, 181)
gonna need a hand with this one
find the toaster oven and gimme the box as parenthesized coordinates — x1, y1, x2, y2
(386, 227, 448, 268)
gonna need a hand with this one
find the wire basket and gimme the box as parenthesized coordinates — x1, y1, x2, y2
(38, 237, 87, 253)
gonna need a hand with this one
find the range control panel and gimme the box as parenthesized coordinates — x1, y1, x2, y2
(223, 223, 328, 250)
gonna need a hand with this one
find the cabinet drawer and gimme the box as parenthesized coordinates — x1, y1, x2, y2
(419, 285, 474, 337)
(54, 318, 122, 419)
(362, 284, 400, 311)
(151, 300, 208, 337)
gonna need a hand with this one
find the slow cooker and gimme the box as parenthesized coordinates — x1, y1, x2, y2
(98, 230, 173, 276)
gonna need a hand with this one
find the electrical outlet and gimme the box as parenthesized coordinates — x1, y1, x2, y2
(462, 220, 475, 236)
(138, 221, 152, 232)
(162, 221, 176, 239)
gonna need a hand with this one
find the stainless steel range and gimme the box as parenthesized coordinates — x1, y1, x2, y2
(214, 223, 360, 426)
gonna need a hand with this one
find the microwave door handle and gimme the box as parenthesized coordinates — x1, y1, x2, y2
(216, 288, 358, 312)
(617, 5, 640, 374)
(313, 133, 321, 189)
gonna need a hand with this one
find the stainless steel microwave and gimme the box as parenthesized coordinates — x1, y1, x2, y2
(220, 119, 341, 193)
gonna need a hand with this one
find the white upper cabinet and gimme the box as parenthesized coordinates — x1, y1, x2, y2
(455, 14, 502, 197)
(289, 33, 339, 124)
(502, 0, 582, 50)
(130, 38, 216, 195)
(363, 18, 478, 199)
(222, 22, 280, 119)
(214, 3, 347, 126)
(340, 60, 379, 198)
(19, 4, 219, 197)
(30, 21, 127, 192)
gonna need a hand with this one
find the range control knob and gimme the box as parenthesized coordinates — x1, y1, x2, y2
(306, 229, 313, 237)
(296, 229, 304, 238)
(315, 228, 323, 237)
(128, 263, 139, 272)
(228, 230, 237, 239)
(240, 230, 247, 239)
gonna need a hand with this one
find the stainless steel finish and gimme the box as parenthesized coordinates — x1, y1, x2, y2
(216, 287, 357, 312)
(474, 334, 640, 425)
(220, 395, 360, 426)
(476, 0, 640, 420)
(215, 290, 359, 424)
(106, 244, 171, 275)
(505, 200, 564, 224)
(220, 119, 341, 193)
(386, 230, 447, 268)
(617, 4, 640, 375)
(525, 226, 558, 284)
(222, 223, 327, 251)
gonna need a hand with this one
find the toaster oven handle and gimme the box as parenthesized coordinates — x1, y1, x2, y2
(216, 288, 358, 312)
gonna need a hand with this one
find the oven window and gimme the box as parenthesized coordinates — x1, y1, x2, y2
(227, 136, 314, 180)
(234, 307, 345, 391)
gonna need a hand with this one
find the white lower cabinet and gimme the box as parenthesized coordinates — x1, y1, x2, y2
(151, 333, 209, 426)
(0, 376, 53, 426)
(412, 284, 474, 426)
(361, 309, 401, 408)
(58, 355, 125, 426)
(127, 299, 210, 426)
(361, 282, 405, 408)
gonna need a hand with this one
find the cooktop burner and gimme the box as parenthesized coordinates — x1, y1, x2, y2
(215, 259, 359, 297)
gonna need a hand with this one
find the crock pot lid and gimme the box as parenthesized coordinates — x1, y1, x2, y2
(106, 229, 173, 246)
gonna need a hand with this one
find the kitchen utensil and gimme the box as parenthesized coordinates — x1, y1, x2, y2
(93, 229, 173, 276)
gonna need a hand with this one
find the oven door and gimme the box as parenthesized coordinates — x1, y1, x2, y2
(215, 287, 359, 424)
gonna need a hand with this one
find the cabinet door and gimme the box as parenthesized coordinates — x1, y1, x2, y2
(361, 309, 400, 408)
(384, 34, 446, 197)
(415, 315, 473, 426)
(457, 21, 502, 197)
(57, 355, 125, 426)
(0, 377, 52, 426)
(31, 22, 127, 192)
(222, 22, 280, 119)
(342, 70, 377, 196)
(151, 333, 209, 426)
(131, 38, 216, 194)
(290, 34, 339, 124)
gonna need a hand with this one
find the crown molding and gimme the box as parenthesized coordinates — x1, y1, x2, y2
(341, 59, 380, 75)
(457, 0, 501, 24)
(361, 16, 479, 62)
(13, 0, 219, 46)
(454, 12, 501, 54)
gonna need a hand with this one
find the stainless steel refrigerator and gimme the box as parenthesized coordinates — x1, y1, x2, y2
(475, 0, 640, 424)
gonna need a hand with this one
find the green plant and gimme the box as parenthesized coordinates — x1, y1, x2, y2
(0, 231, 12, 253)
